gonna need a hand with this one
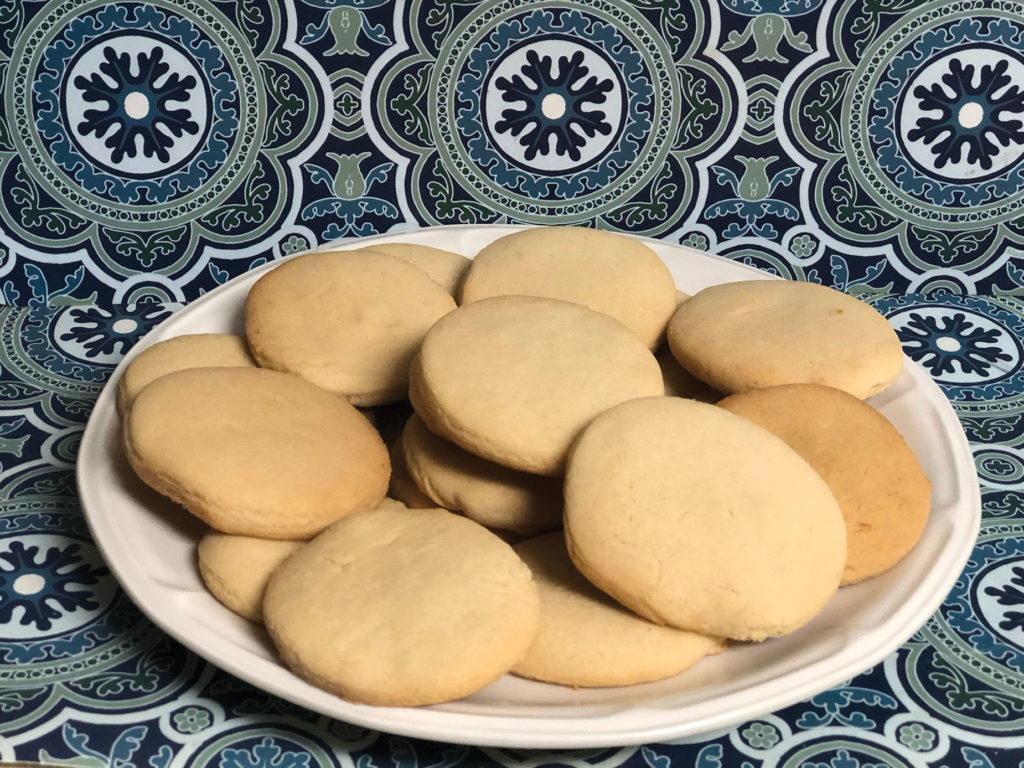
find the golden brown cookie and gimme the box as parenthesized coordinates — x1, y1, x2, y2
(263, 504, 539, 706)
(666, 280, 903, 399)
(717, 384, 932, 585)
(564, 396, 846, 641)
(512, 533, 724, 687)
(123, 367, 390, 539)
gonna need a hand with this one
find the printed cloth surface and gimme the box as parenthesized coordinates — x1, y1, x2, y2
(0, 0, 1022, 765)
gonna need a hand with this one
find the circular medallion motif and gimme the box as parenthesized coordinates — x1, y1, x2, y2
(433, 0, 679, 221)
(974, 558, 1024, 650)
(846, 3, 1024, 228)
(8, 0, 260, 227)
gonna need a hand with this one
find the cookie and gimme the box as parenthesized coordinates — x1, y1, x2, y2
(402, 414, 563, 534)
(717, 384, 932, 585)
(460, 227, 677, 348)
(358, 243, 471, 298)
(410, 295, 664, 476)
(263, 503, 540, 706)
(124, 367, 389, 539)
(666, 280, 903, 399)
(116, 333, 255, 417)
(388, 436, 438, 509)
(656, 343, 720, 402)
(564, 396, 846, 641)
(246, 250, 456, 405)
(512, 533, 725, 687)
(197, 531, 303, 622)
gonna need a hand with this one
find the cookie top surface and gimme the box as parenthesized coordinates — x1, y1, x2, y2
(263, 504, 539, 707)
(123, 367, 389, 539)
(197, 532, 303, 622)
(511, 533, 724, 687)
(117, 333, 255, 417)
(717, 384, 932, 585)
(410, 295, 664, 476)
(564, 396, 846, 641)
(358, 243, 471, 298)
(402, 414, 563, 534)
(666, 280, 903, 399)
(460, 227, 677, 348)
(245, 250, 456, 405)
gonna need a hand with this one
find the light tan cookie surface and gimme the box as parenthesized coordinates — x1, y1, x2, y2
(460, 227, 677, 348)
(717, 384, 931, 585)
(263, 504, 539, 707)
(388, 436, 438, 509)
(667, 281, 903, 399)
(512, 533, 724, 687)
(410, 296, 664, 476)
(198, 532, 303, 622)
(564, 397, 846, 641)
(246, 250, 456, 405)
(117, 334, 255, 417)
(124, 367, 389, 539)
(402, 414, 562, 533)
(656, 343, 720, 402)
(358, 243, 471, 298)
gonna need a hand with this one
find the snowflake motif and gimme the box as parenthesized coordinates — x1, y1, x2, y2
(740, 721, 780, 749)
(907, 57, 1024, 171)
(59, 300, 172, 359)
(74, 45, 200, 164)
(984, 565, 1024, 633)
(898, 722, 936, 751)
(0, 540, 108, 632)
(172, 706, 212, 734)
(896, 311, 1013, 377)
(494, 49, 614, 162)
(220, 737, 312, 768)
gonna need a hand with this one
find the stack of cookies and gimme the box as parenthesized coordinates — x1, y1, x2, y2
(118, 227, 931, 707)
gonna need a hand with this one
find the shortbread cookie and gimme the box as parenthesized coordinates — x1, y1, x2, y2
(124, 367, 389, 539)
(656, 344, 720, 402)
(116, 334, 255, 417)
(461, 227, 677, 348)
(198, 532, 303, 622)
(564, 396, 846, 641)
(666, 280, 903, 399)
(246, 250, 456, 405)
(402, 414, 562, 533)
(512, 533, 725, 687)
(263, 504, 539, 706)
(718, 384, 931, 585)
(388, 436, 438, 509)
(359, 243, 471, 298)
(410, 296, 664, 476)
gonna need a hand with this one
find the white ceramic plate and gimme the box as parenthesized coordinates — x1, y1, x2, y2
(78, 225, 980, 748)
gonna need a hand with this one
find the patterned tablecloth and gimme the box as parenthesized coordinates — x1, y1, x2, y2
(1, 0, 1023, 765)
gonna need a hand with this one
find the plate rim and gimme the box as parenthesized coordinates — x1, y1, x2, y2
(76, 224, 982, 748)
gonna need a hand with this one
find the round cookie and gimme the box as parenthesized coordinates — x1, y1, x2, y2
(198, 532, 303, 622)
(124, 367, 390, 539)
(246, 250, 456, 405)
(564, 396, 846, 641)
(263, 504, 540, 706)
(358, 243, 471, 298)
(717, 384, 932, 585)
(460, 227, 677, 348)
(656, 343, 720, 402)
(512, 533, 725, 687)
(402, 414, 563, 534)
(666, 280, 903, 399)
(388, 436, 438, 509)
(410, 295, 664, 476)
(116, 333, 255, 417)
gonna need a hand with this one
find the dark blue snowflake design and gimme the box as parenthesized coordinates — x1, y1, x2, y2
(984, 566, 1024, 633)
(494, 49, 613, 162)
(74, 45, 200, 164)
(0, 540, 108, 632)
(896, 312, 1013, 377)
(907, 57, 1024, 171)
(58, 300, 172, 359)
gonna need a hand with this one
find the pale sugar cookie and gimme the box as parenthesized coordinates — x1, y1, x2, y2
(198, 532, 303, 622)
(358, 243, 471, 298)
